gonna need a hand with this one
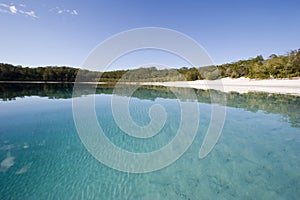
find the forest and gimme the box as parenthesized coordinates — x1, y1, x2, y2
(0, 50, 299, 82)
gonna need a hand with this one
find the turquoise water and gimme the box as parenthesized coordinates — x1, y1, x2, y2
(0, 84, 300, 199)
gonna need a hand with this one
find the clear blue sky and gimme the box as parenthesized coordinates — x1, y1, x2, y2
(0, 0, 300, 70)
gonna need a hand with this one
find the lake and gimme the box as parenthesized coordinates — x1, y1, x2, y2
(0, 83, 300, 199)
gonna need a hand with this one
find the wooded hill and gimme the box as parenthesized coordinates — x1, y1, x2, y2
(1, 49, 299, 82)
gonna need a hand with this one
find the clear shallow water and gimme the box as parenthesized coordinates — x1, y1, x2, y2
(0, 84, 300, 199)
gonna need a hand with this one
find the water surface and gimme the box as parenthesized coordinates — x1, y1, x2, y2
(0, 83, 299, 199)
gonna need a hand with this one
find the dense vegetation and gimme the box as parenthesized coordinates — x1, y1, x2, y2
(216, 49, 300, 79)
(0, 50, 299, 82)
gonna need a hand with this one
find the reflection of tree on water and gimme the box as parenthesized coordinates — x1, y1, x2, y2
(0, 83, 299, 128)
(0, 83, 74, 101)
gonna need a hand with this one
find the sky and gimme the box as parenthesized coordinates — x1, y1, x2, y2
(0, 0, 300, 70)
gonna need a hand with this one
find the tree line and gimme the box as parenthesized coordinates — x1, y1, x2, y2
(0, 50, 299, 82)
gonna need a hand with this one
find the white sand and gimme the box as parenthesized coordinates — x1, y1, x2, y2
(2, 78, 300, 96)
(135, 77, 300, 96)
(0, 152, 15, 172)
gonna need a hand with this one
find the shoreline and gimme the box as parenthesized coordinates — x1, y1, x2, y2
(132, 77, 300, 96)
(1, 77, 300, 96)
